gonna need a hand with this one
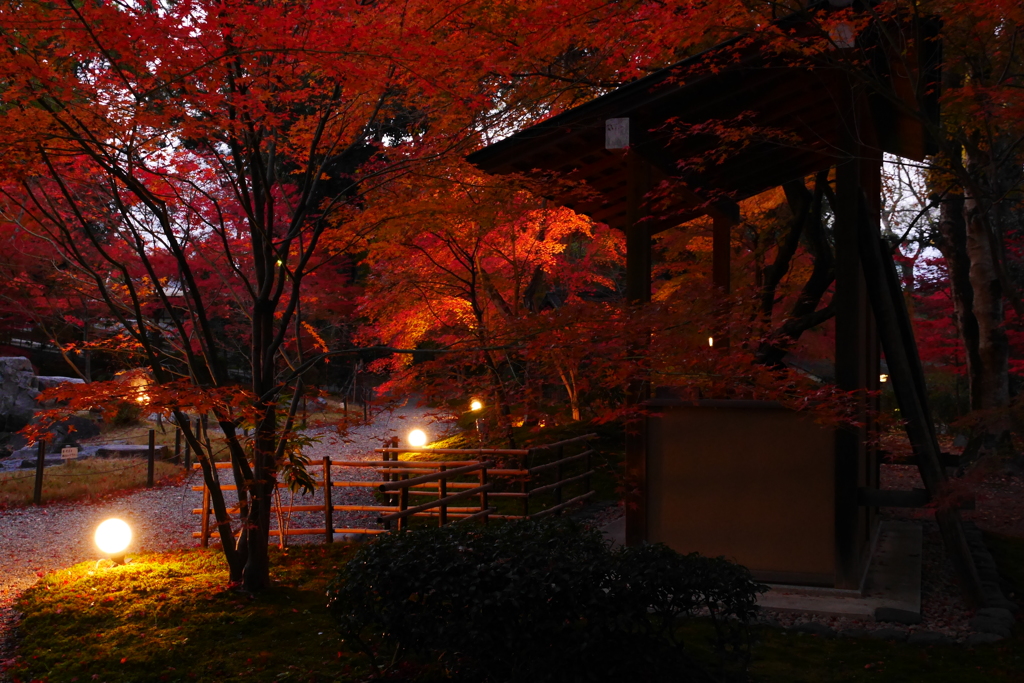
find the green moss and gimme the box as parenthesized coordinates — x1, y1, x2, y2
(10, 545, 361, 683)
(10, 536, 1024, 682)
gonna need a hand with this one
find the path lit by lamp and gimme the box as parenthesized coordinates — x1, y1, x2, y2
(95, 518, 132, 563)
(470, 399, 483, 412)
(408, 429, 428, 448)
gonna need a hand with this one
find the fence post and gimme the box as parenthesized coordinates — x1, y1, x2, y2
(147, 429, 155, 487)
(183, 421, 192, 470)
(193, 417, 202, 460)
(480, 464, 489, 525)
(174, 427, 182, 465)
(585, 440, 592, 496)
(397, 473, 409, 532)
(323, 456, 333, 543)
(33, 440, 45, 505)
(521, 451, 530, 519)
(555, 445, 564, 514)
(438, 464, 447, 527)
(200, 482, 211, 548)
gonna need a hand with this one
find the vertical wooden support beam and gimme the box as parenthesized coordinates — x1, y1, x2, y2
(832, 124, 878, 589)
(624, 145, 653, 547)
(174, 427, 182, 465)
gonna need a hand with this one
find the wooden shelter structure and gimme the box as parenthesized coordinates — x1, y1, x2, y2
(469, 7, 988, 602)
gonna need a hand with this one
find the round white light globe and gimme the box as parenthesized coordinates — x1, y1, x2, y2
(95, 518, 132, 555)
(470, 399, 483, 412)
(407, 429, 428, 448)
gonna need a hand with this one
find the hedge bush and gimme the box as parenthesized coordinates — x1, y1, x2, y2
(327, 519, 765, 682)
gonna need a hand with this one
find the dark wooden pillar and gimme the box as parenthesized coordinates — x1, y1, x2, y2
(832, 99, 881, 589)
(624, 146, 653, 547)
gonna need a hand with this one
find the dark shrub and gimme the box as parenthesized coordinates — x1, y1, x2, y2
(326, 520, 765, 682)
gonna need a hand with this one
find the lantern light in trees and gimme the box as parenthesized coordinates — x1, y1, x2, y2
(708, 337, 714, 348)
(470, 399, 483, 412)
(879, 374, 889, 383)
(95, 518, 132, 564)
(408, 429, 428, 448)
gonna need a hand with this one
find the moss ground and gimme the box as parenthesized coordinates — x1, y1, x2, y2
(7, 535, 1024, 683)
(8, 545, 362, 683)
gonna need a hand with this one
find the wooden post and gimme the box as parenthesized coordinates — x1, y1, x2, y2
(147, 429, 156, 487)
(584, 442, 592, 496)
(193, 418, 202, 460)
(33, 440, 45, 505)
(323, 456, 333, 543)
(183, 421, 192, 470)
(554, 445, 564, 514)
(397, 473, 409, 532)
(174, 427, 182, 465)
(624, 145, 652, 547)
(200, 483, 211, 548)
(521, 452, 530, 519)
(438, 464, 447, 527)
(480, 465, 489, 525)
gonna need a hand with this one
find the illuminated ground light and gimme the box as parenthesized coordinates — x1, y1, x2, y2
(408, 429, 428, 448)
(95, 518, 132, 564)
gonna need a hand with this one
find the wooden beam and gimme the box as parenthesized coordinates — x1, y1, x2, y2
(856, 199, 987, 607)
(625, 147, 653, 548)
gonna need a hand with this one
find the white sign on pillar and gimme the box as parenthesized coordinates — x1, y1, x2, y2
(605, 118, 629, 149)
(61, 446, 79, 459)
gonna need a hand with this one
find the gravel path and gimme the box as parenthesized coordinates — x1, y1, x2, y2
(0, 402, 445, 674)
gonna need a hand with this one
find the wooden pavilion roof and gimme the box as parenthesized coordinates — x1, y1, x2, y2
(468, 12, 938, 232)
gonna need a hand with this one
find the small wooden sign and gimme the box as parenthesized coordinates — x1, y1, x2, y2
(60, 446, 79, 460)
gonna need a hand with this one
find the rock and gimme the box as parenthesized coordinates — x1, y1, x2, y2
(968, 617, 1012, 638)
(975, 607, 1016, 626)
(34, 376, 85, 391)
(868, 628, 907, 642)
(44, 415, 100, 450)
(838, 628, 869, 639)
(789, 622, 835, 638)
(874, 607, 922, 625)
(0, 357, 40, 431)
(907, 631, 953, 646)
(966, 632, 1005, 646)
(757, 616, 783, 630)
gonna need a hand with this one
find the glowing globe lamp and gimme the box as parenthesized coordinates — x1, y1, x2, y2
(470, 399, 483, 412)
(95, 518, 132, 564)
(408, 429, 428, 448)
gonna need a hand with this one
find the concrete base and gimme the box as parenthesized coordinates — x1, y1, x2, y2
(758, 521, 922, 620)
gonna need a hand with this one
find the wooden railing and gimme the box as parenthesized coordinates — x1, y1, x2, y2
(191, 434, 595, 545)
(377, 433, 596, 520)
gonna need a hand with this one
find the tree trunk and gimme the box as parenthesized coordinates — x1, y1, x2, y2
(961, 151, 1012, 457)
